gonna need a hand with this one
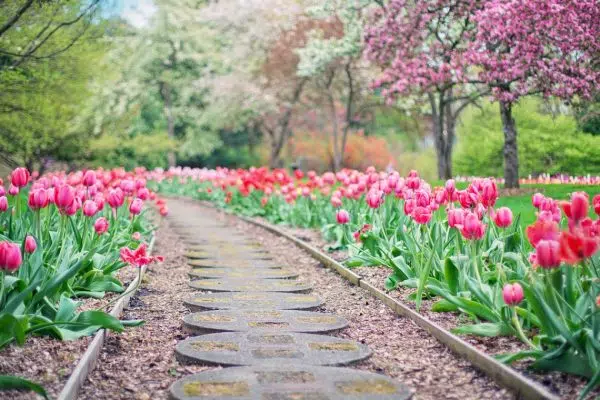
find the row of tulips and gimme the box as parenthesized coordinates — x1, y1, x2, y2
(151, 166, 600, 398)
(0, 166, 166, 355)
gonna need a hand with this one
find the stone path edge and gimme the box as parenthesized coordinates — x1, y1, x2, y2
(56, 223, 160, 400)
(181, 198, 558, 400)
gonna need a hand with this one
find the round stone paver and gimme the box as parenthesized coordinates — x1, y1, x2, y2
(169, 365, 412, 400)
(184, 292, 324, 311)
(188, 259, 280, 269)
(189, 278, 312, 293)
(175, 332, 371, 366)
(183, 310, 348, 334)
(185, 251, 273, 261)
(189, 267, 298, 280)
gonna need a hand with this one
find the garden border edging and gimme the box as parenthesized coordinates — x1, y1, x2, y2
(227, 212, 559, 400)
(56, 233, 158, 400)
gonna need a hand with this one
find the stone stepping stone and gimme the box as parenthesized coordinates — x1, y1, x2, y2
(183, 310, 348, 334)
(184, 292, 324, 311)
(187, 245, 268, 253)
(184, 251, 272, 261)
(189, 279, 312, 293)
(189, 267, 298, 280)
(170, 365, 412, 400)
(175, 332, 371, 366)
(188, 259, 281, 269)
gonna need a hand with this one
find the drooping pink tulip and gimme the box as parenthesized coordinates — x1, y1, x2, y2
(502, 283, 524, 306)
(493, 207, 513, 228)
(24, 236, 36, 254)
(10, 167, 30, 188)
(82, 200, 98, 217)
(0, 242, 22, 272)
(336, 209, 350, 224)
(94, 217, 109, 235)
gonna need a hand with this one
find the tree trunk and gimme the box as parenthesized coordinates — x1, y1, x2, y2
(429, 93, 453, 180)
(160, 81, 177, 168)
(499, 101, 519, 188)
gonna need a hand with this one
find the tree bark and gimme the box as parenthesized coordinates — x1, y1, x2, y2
(499, 101, 519, 188)
(160, 81, 177, 167)
(429, 92, 453, 180)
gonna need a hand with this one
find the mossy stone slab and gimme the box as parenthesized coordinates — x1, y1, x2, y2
(175, 332, 371, 366)
(189, 267, 298, 280)
(184, 292, 324, 311)
(187, 259, 281, 269)
(169, 365, 412, 400)
(183, 310, 348, 334)
(189, 279, 312, 293)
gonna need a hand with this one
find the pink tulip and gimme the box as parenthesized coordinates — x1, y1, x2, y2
(0, 242, 22, 272)
(82, 170, 97, 187)
(0, 196, 8, 212)
(159, 206, 168, 216)
(82, 200, 98, 217)
(28, 188, 49, 210)
(336, 209, 350, 224)
(460, 212, 486, 240)
(129, 198, 143, 215)
(481, 179, 498, 208)
(132, 232, 141, 241)
(502, 283, 524, 306)
(8, 185, 18, 196)
(10, 167, 30, 188)
(94, 217, 109, 235)
(137, 187, 150, 200)
(55, 185, 75, 210)
(493, 207, 513, 228)
(570, 192, 589, 223)
(366, 189, 383, 209)
(445, 179, 456, 195)
(403, 198, 416, 216)
(412, 206, 432, 224)
(24, 236, 36, 254)
(120, 179, 135, 194)
(0, 186, 5, 197)
(532, 193, 545, 208)
(330, 196, 342, 208)
(107, 188, 124, 208)
(447, 208, 465, 228)
(535, 240, 561, 269)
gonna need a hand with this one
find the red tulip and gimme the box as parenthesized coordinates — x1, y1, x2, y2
(593, 194, 600, 216)
(493, 207, 513, 228)
(159, 206, 169, 216)
(94, 217, 109, 235)
(0, 242, 22, 272)
(336, 209, 350, 224)
(0, 196, 7, 212)
(82, 170, 97, 187)
(559, 231, 599, 265)
(129, 198, 143, 215)
(82, 200, 98, 217)
(526, 220, 559, 247)
(24, 236, 36, 254)
(459, 212, 486, 240)
(536, 240, 561, 268)
(502, 283, 524, 306)
(10, 167, 30, 188)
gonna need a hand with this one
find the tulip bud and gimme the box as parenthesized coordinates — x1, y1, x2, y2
(132, 232, 141, 241)
(10, 167, 30, 188)
(24, 236, 36, 254)
(336, 209, 350, 224)
(502, 283, 524, 306)
(0, 196, 7, 212)
(159, 206, 168, 216)
(94, 217, 109, 235)
(493, 207, 513, 228)
(0, 241, 22, 272)
(129, 198, 143, 215)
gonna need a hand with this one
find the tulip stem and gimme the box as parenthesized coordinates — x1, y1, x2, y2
(0, 271, 4, 309)
(511, 308, 538, 349)
(471, 242, 482, 284)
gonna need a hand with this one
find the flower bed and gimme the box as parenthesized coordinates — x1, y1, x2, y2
(0, 167, 165, 398)
(152, 166, 600, 399)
